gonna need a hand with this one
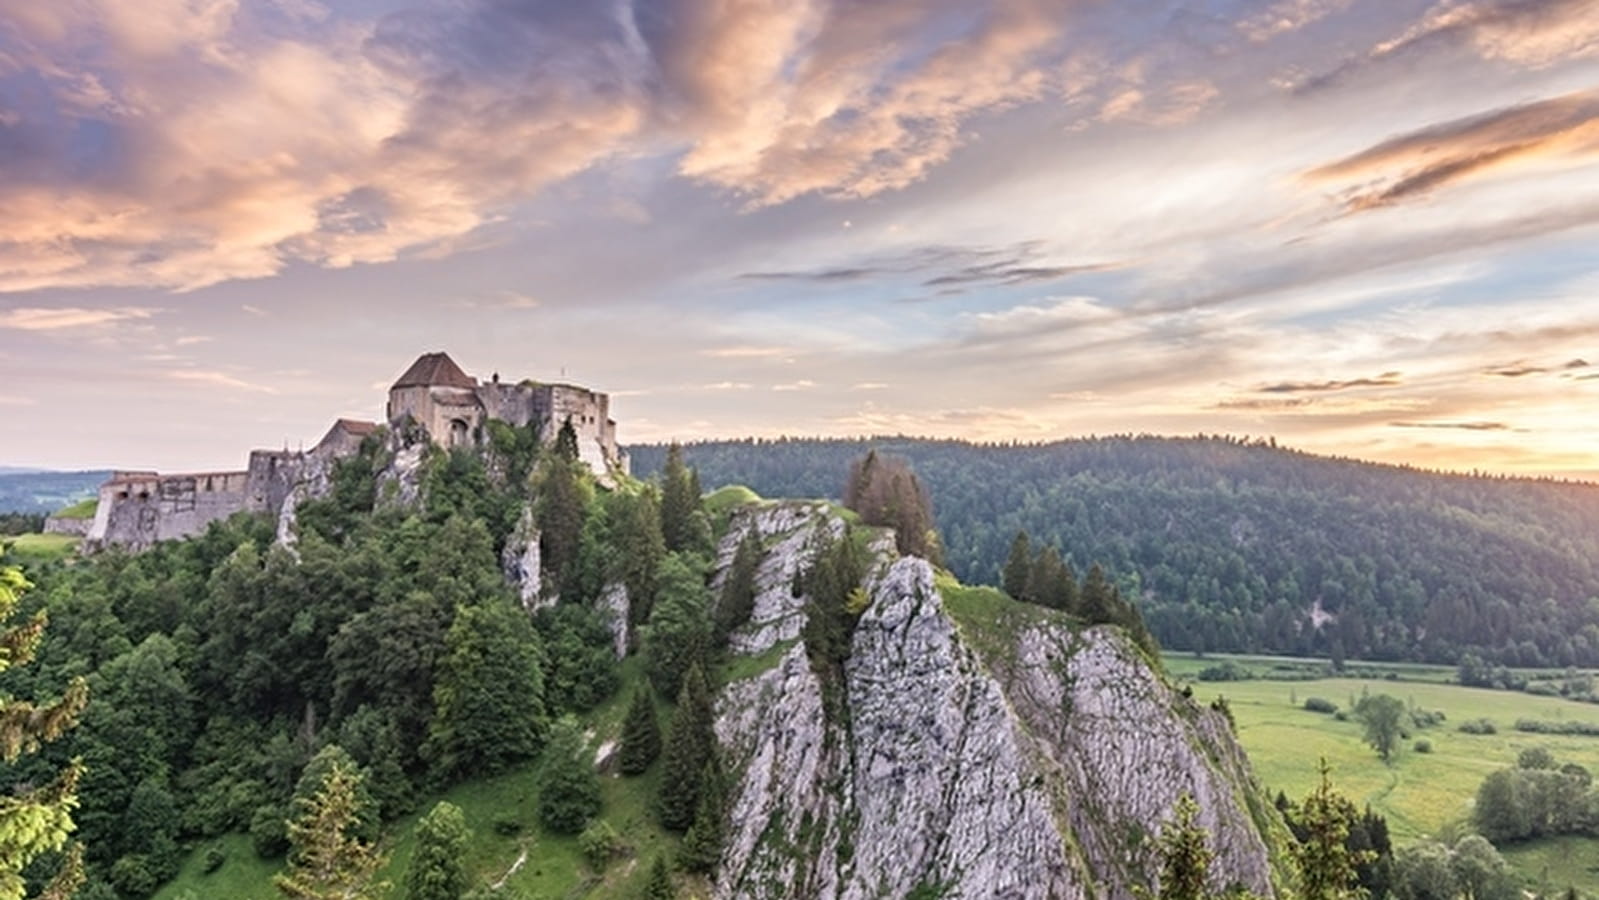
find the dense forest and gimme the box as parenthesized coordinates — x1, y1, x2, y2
(631, 436, 1599, 667)
(0, 426, 757, 899)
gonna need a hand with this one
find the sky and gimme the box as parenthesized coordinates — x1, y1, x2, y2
(1, 0, 1597, 477)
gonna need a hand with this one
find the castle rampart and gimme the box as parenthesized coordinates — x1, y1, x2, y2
(85, 352, 626, 550)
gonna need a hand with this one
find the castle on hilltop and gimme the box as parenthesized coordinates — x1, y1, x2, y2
(85, 352, 626, 549)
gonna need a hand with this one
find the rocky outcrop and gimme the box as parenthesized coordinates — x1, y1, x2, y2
(712, 502, 841, 655)
(712, 503, 1284, 900)
(501, 504, 546, 610)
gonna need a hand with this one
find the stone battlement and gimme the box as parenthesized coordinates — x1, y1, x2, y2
(85, 352, 626, 550)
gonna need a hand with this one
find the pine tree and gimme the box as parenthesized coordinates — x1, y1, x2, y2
(656, 663, 714, 831)
(659, 444, 699, 553)
(642, 855, 676, 900)
(535, 719, 601, 834)
(618, 686, 662, 775)
(644, 554, 710, 700)
(715, 531, 761, 644)
(1002, 531, 1032, 601)
(1294, 760, 1372, 900)
(679, 757, 728, 874)
(0, 555, 89, 900)
(274, 759, 388, 900)
(1081, 563, 1117, 624)
(404, 802, 470, 900)
(536, 450, 590, 594)
(1155, 793, 1212, 900)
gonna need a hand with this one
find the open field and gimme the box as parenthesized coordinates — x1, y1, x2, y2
(1163, 651, 1597, 687)
(1184, 670, 1599, 896)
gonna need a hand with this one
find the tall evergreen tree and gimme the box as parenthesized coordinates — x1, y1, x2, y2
(609, 489, 665, 626)
(715, 531, 762, 644)
(274, 759, 388, 900)
(679, 757, 728, 874)
(618, 686, 662, 775)
(659, 444, 699, 554)
(644, 554, 710, 700)
(536, 451, 590, 595)
(404, 801, 470, 900)
(1154, 793, 1212, 900)
(1002, 531, 1032, 601)
(642, 855, 676, 900)
(535, 719, 601, 835)
(1081, 563, 1117, 623)
(1294, 760, 1373, 900)
(425, 601, 549, 779)
(0, 554, 89, 900)
(554, 417, 580, 462)
(656, 663, 715, 831)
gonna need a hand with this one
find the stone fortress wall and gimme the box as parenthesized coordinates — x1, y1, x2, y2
(84, 353, 627, 550)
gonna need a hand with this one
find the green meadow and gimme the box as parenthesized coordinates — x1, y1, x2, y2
(1181, 661, 1599, 896)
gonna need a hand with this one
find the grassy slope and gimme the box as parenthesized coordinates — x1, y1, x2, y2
(51, 498, 98, 518)
(1188, 670, 1599, 895)
(3, 532, 78, 565)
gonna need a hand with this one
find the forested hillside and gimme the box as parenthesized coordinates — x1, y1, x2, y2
(631, 437, 1599, 667)
(0, 469, 107, 514)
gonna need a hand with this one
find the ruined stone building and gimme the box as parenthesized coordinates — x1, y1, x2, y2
(85, 352, 626, 549)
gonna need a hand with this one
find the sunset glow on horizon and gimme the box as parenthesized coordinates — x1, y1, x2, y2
(1, 0, 1597, 478)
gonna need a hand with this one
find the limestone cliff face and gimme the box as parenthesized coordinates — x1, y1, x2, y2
(711, 503, 1284, 900)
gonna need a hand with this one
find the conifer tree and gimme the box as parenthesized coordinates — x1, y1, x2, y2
(1081, 563, 1117, 624)
(404, 801, 470, 900)
(644, 554, 710, 700)
(1155, 793, 1212, 900)
(536, 449, 589, 595)
(618, 686, 661, 775)
(659, 444, 699, 554)
(656, 663, 714, 831)
(535, 719, 601, 834)
(679, 757, 728, 874)
(1295, 760, 1372, 900)
(1002, 531, 1032, 601)
(642, 855, 676, 900)
(274, 759, 388, 900)
(715, 531, 761, 644)
(0, 555, 89, 900)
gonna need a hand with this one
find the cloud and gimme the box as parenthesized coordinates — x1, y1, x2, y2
(1390, 420, 1513, 430)
(1258, 371, 1403, 393)
(700, 345, 795, 359)
(1238, 0, 1353, 42)
(0, 306, 160, 330)
(1299, 0, 1599, 92)
(772, 379, 816, 392)
(163, 368, 277, 393)
(1305, 89, 1599, 213)
(742, 241, 1116, 292)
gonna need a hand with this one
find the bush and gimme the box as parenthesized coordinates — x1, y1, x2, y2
(492, 817, 523, 837)
(1414, 739, 1433, 753)
(1516, 719, 1599, 737)
(1410, 708, 1446, 728)
(249, 803, 289, 859)
(578, 819, 628, 870)
(1458, 718, 1497, 735)
(1198, 661, 1251, 682)
(1525, 682, 1561, 697)
(1334, 710, 1349, 721)
(1304, 697, 1338, 714)
(202, 845, 226, 874)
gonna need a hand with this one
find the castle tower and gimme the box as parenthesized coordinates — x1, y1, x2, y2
(387, 351, 482, 447)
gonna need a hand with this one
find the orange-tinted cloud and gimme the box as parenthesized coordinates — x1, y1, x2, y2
(1305, 88, 1599, 212)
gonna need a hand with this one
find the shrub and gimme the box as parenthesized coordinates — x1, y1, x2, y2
(1410, 708, 1447, 728)
(1458, 718, 1497, 735)
(1525, 682, 1561, 697)
(249, 803, 289, 859)
(1304, 697, 1338, 714)
(578, 819, 628, 870)
(492, 817, 523, 836)
(1198, 661, 1251, 682)
(1516, 719, 1599, 737)
(1334, 711, 1349, 722)
(1414, 739, 1433, 753)
(202, 845, 226, 874)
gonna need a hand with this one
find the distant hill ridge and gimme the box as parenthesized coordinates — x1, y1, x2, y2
(630, 435, 1599, 667)
(0, 469, 110, 514)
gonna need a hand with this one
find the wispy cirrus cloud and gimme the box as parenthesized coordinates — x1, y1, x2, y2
(0, 306, 160, 330)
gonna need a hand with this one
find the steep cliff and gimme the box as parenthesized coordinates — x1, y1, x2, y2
(711, 501, 1288, 900)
